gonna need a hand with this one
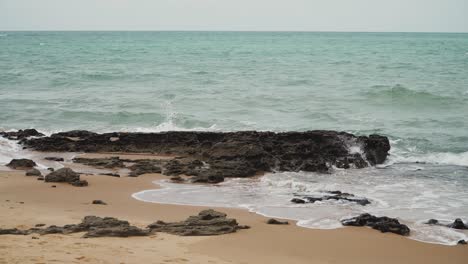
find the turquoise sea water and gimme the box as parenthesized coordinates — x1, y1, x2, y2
(1, 32, 468, 244)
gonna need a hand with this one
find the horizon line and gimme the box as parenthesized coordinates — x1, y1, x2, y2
(1, 29, 467, 34)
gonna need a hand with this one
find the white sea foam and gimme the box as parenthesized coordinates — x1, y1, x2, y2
(133, 165, 468, 246)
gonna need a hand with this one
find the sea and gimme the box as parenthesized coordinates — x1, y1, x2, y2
(1, 31, 467, 245)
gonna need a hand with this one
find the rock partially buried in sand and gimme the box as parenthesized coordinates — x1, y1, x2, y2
(25, 168, 41, 176)
(45, 168, 88, 187)
(7, 159, 36, 169)
(92, 200, 107, 205)
(341, 213, 410, 236)
(147, 209, 249, 236)
(267, 219, 289, 225)
(0, 216, 149, 238)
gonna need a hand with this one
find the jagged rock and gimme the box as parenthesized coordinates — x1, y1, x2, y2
(0, 129, 44, 140)
(147, 209, 247, 236)
(73, 157, 124, 168)
(292, 191, 371, 206)
(267, 219, 289, 225)
(45, 157, 64, 162)
(7, 159, 36, 169)
(25, 168, 41, 176)
(341, 213, 410, 236)
(22, 130, 391, 183)
(92, 200, 107, 205)
(45, 168, 80, 183)
(128, 160, 162, 177)
(458, 240, 467, 245)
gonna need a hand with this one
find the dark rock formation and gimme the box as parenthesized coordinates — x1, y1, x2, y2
(291, 191, 370, 206)
(25, 168, 41, 176)
(458, 240, 467, 245)
(0, 216, 148, 238)
(0, 129, 44, 140)
(45, 157, 64, 162)
(22, 130, 390, 182)
(449, 219, 468, 230)
(92, 200, 107, 205)
(267, 219, 289, 225)
(170, 176, 184, 182)
(45, 168, 88, 187)
(7, 159, 36, 169)
(147, 209, 248, 236)
(99, 173, 120, 177)
(341, 213, 410, 236)
(73, 157, 124, 169)
(425, 218, 468, 230)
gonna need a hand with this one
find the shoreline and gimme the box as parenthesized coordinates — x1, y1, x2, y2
(1, 154, 467, 263)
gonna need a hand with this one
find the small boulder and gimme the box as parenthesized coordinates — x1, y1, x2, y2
(25, 168, 41, 176)
(92, 200, 107, 205)
(448, 219, 467, 230)
(7, 159, 36, 169)
(71, 180, 88, 187)
(341, 213, 410, 236)
(267, 219, 289, 225)
(45, 168, 80, 183)
(458, 240, 467, 245)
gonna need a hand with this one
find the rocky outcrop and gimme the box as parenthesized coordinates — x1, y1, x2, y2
(45, 168, 88, 187)
(341, 213, 410, 236)
(291, 191, 371, 206)
(425, 218, 468, 230)
(0, 129, 44, 140)
(25, 168, 41, 176)
(7, 159, 36, 169)
(147, 209, 249, 236)
(22, 130, 390, 181)
(128, 160, 162, 177)
(0, 216, 148, 238)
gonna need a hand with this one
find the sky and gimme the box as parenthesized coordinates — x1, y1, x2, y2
(0, 0, 467, 32)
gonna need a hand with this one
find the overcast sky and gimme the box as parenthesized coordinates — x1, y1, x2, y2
(1, 0, 467, 32)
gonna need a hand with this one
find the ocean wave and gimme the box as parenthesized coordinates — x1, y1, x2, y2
(387, 151, 468, 167)
(365, 85, 463, 105)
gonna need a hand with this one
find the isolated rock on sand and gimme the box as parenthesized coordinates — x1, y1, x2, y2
(7, 159, 36, 169)
(92, 200, 107, 205)
(147, 209, 249, 236)
(45, 168, 88, 187)
(341, 213, 410, 236)
(267, 219, 289, 225)
(25, 168, 42, 176)
(291, 191, 371, 206)
(458, 240, 467, 245)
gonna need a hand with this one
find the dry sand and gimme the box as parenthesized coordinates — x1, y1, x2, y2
(0, 154, 467, 264)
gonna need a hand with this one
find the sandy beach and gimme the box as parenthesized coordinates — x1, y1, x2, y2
(1, 153, 467, 264)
